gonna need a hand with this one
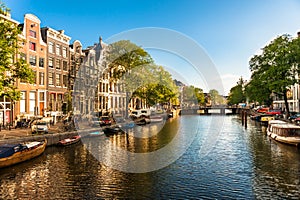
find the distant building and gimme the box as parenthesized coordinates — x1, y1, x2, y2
(69, 40, 85, 114)
(80, 37, 127, 117)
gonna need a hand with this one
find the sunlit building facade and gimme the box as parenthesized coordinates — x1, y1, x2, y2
(15, 14, 48, 119)
(41, 27, 71, 114)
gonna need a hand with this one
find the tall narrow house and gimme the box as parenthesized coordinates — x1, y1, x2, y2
(16, 14, 47, 118)
(41, 27, 71, 115)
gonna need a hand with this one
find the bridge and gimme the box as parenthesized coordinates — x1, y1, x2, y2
(179, 107, 249, 115)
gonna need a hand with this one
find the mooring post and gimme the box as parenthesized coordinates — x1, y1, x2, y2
(242, 110, 244, 126)
(244, 110, 247, 128)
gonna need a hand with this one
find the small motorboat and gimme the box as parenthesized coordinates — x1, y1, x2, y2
(58, 135, 81, 146)
(0, 139, 47, 168)
(150, 115, 164, 123)
(134, 117, 150, 125)
(103, 125, 124, 136)
(88, 131, 104, 137)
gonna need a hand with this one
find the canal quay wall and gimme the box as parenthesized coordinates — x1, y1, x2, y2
(0, 128, 97, 146)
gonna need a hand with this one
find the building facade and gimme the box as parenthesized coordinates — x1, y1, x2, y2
(15, 14, 47, 120)
(41, 27, 71, 114)
(69, 40, 85, 114)
(0, 11, 20, 125)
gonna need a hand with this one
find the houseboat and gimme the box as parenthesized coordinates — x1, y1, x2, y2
(267, 120, 300, 147)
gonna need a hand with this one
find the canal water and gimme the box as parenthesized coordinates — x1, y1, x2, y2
(0, 115, 300, 199)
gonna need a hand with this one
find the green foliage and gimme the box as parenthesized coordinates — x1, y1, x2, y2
(208, 89, 225, 105)
(107, 40, 179, 107)
(130, 65, 179, 106)
(0, 3, 34, 101)
(182, 85, 205, 107)
(247, 34, 300, 113)
(227, 77, 246, 105)
(107, 40, 153, 81)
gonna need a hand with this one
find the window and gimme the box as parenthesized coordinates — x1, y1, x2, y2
(29, 30, 36, 38)
(63, 61, 68, 71)
(48, 42, 53, 53)
(62, 47, 67, 58)
(58, 94, 63, 101)
(20, 53, 26, 61)
(48, 57, 53, 68)
(39, 57, 44, 68)
(29, 91, 36, 115)
(56, 59, 61, 70)
(49, 72, 54, 85)
(29, 55, 36, 66)
(56, 44, 61, 55)
(20, 91, 26, 113)
(39, 92, 45, 101)
(39, 72, 44, 85)
(50, 93, 55, 101)
(29, 42, 36, 51)
(63, 75, 68, 87)
(56, 74, 61, 86)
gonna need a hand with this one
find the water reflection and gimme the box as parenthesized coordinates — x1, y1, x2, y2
(0, 115, 299, 199)
(247, 119, 300, 199)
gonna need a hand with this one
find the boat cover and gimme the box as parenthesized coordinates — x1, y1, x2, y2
(0, 144, 27, 158)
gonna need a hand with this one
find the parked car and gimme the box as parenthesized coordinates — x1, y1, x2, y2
(99, 116, 112, 126)
(31, 120, 49, 134)
(288, 113, 300, 121)
(265, 109, 282, 115)
(257, 107, 269, 113)
(113, 114, 125, 123)
(140, 109, 151, 118)
(129, 110, 142, 119)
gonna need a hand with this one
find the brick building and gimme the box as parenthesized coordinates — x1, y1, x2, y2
(15, 14, 47, 120)
(41, 27, 71, 115)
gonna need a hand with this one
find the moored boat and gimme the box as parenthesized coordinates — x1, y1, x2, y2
(122, 121, 135, 129)
(134, 117, 150, 125)
(150, 115, 164, 123)
(267, 120, 300, 146)
(88, 131, 104, 137)
(260, 115, 275, 125)
(0, 139, 47, 168)
(58, 135, 81, 146)
(103, 125, 124, 136)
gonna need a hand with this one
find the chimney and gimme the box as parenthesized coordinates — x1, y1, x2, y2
(99, 36, 102, 44)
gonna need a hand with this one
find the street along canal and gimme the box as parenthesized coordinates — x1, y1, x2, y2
(0, 115, 299, 199)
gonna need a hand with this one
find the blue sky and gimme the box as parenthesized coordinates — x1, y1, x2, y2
(3, 0, 300, 95)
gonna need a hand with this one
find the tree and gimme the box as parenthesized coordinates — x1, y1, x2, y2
(106, 40, 153, 115)
(0, 3, 34, 101)
(107, 40, 153, 81)
(247, 34, 300, 117)
(131, 65, 178, 108)
(182, 85, 205, 107)
(228, 77, 246, 105)
(209, 89, 225, 106)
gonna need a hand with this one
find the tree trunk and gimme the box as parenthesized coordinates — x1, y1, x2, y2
(283, 90, 290, 119)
